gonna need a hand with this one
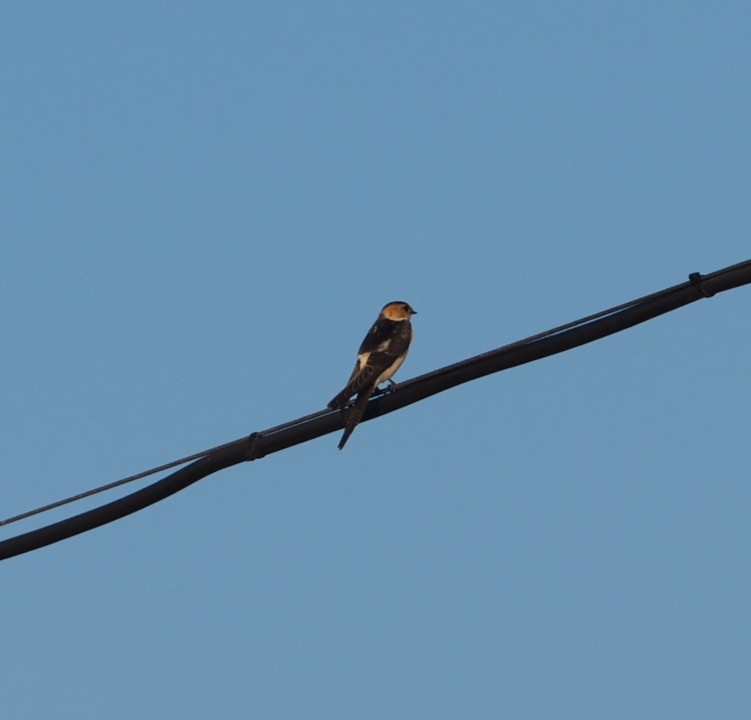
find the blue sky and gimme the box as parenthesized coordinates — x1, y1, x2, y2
(2, 2, 750, 718)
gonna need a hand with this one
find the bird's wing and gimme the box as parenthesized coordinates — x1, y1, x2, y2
(328, 351, 395, 408)
(349, 351, 396, 392)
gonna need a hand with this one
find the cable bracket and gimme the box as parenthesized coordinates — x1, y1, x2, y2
(245, 431, 265, 461)
(688, 272, 715, 298)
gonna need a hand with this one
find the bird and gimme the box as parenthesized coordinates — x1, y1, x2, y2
(328, 301, 417, 449)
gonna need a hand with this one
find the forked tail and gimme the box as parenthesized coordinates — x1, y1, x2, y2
(337, 389, 372, 450)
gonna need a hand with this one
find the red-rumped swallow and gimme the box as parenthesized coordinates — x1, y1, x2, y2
(328, 301, 417, 449)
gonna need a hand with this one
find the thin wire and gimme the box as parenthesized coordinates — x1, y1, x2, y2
(407, 282, 683, 389)
(0, 268, 722, 531)
(0, 436, 244, 528)
(0, 404, 337, 529)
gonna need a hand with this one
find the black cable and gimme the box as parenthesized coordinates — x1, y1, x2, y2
(1, 259, 749, 561)
(0, 267, 693, 529)
(0, 297, 635, 529)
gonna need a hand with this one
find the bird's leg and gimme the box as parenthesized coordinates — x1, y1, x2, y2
(380, 379, 399, 394)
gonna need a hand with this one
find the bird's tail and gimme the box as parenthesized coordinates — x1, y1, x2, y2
(337, 389, 372, 450)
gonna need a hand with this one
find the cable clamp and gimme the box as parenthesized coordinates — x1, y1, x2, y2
(688, 272, 714, 298)
(246, 432, 265, 461)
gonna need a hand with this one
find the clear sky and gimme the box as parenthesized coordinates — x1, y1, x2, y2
(2, 2, 750, 718)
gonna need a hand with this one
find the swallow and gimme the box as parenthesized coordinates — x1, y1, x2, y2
(328, 301, 417, 450)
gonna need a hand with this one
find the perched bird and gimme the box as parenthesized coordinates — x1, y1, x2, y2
(328, 301, 417, 449)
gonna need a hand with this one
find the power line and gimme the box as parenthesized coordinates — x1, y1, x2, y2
(0, 267, 698, 529)
(1, 259, 749, 561)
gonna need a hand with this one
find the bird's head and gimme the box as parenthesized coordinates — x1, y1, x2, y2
(381, 301, 417, 321)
